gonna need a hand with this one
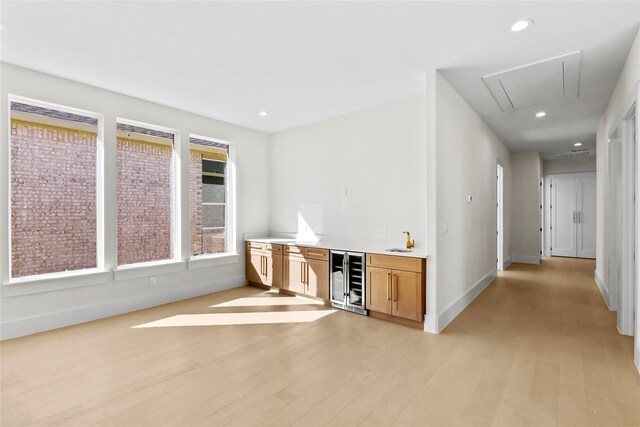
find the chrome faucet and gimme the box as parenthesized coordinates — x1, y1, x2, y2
(403, 231, 415, 249)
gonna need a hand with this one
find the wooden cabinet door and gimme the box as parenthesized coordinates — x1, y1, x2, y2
(306, 258, 328, 299)
(392, 270, 422, 321)
(266, 254, 283, 288)
(247, 251, 265, 285)
(284, 256, 306, 294)
(366, 266, 392, 314)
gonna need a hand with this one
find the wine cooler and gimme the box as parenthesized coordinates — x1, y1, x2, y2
(329, 250, 367, 315)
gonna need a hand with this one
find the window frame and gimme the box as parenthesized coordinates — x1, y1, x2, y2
(6, 94, 105, 282)
(115, 117, 181, 268)
(1, 96, 240, 291)
(189, 133, 236, 259)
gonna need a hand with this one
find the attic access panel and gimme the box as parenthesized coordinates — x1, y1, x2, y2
(483, 51, 581, 111)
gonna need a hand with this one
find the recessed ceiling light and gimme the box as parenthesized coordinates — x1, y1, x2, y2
(258, 111, 269, 117)
(511, 19, 533, 32)
(535, 111, 546, 118)
(574, 142, 582, 147)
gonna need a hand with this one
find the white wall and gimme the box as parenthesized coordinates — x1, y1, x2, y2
(269, 94, 427, 248)
(595, 29, 639, 371)
(0, 64, 271, 339)
(511, 151, 542, 263)
(426, 71, 511, 333)
(543, 156, 596, 175)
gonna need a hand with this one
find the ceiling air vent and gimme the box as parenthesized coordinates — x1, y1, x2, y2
(554, 151, 593, 160)
(483, 51, 581, 111)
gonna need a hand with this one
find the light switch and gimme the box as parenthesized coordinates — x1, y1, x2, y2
(467, 195, 473, 203)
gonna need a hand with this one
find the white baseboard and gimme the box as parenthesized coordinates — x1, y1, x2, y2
(594, 270, 611, 310)
(503, 256, 512, 270)
(424, 269, 497, 334)
(1, 275, 246, 340)
(511, 255, 541, 265)
(635, 346, 640, 375)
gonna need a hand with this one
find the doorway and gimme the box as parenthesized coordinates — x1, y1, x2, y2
(497, 162, 504, 271)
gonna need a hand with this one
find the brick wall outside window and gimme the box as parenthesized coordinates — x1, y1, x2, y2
(117, 138, 172, 265)
(203, 228, 225, 253)
(10, 120, 97, 277)
(189, 151, 204, 256)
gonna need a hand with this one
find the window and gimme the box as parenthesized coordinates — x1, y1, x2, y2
(189, 136, 231, 256)
(9, 99, 99, 278)
(117, 120, 175, 265)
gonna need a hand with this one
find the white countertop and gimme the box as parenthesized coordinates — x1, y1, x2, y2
(245, 236, 428, 259)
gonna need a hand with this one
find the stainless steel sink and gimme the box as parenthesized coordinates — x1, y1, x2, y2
(385, 248, 413, 253)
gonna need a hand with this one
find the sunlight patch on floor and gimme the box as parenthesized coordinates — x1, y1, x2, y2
(133, 310, 337, 328)
(210, 296, 324, 308)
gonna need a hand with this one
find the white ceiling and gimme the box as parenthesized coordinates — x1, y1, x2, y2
(1, 1, 638, 158)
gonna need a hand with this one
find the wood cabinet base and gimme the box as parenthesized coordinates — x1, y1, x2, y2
(246, 281, 271, 290)
(247, 281, 331, 305)
(368, 310, 424, 329)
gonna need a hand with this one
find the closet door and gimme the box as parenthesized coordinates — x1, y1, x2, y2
(551, 177, 577, 257)
(577, 175, 597, 259)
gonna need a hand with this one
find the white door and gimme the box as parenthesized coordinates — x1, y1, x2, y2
(550, 173, 596, 259)
(577, 176, 597, 258)
(551, 177, 577, 257)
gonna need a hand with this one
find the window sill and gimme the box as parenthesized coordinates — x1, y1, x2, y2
(3, 269, 113, 297)
(188, 253, 240, 270)
(114, 260, 188, 281)
(2, 256, 238, 297)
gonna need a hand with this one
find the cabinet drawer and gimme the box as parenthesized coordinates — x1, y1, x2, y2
(265, 244, 283, 255)
(284, 245, 304, 255)
(366, 253, 423, 273)
(246, 241, 265, 252)
(304, 248, 329, 261)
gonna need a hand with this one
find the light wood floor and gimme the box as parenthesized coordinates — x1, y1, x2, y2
(2, 257, 639, 426)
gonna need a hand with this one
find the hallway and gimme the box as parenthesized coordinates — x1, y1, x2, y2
(446, 257, 639, 426)
(1, 259, 639, 426)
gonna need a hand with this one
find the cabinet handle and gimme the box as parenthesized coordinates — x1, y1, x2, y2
(260, 256, 264, 275)
(262, 256, 266, 276)
(392, 274, 398, 302)
(305, 263, 309, 287)
(301, 262, 305, 284)
(303, 263, 306, 285)
(387, 272, 391, 300)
